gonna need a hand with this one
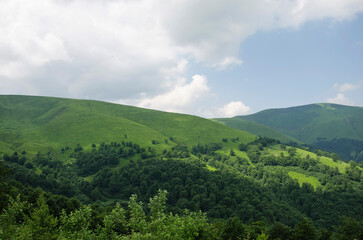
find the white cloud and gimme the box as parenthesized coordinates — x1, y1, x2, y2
(203, 101, 251, 118)
(328, 81, 362, 106)
(132, 74, 210, 113)
(219, 101, 251, 117)
(326, 93, 354, 105)
(159, 0, 363, 65)
(0, 0, 178, 99)
(0, 0, 362, 111)
(334, 82, 360, 92)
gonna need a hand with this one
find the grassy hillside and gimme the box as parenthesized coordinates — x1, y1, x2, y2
(213, 117, 300, 144)
(238, 103, 363, 144)
(0, 95, 256, 155)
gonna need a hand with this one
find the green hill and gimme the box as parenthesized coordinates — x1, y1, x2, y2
(239, 103, 363, 144)
(0, 95, 256, 155)
(217, 103, 363, 161)
(213, 117, 300, 144)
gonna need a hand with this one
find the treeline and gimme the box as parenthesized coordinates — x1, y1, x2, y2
(192, 143, 223, 155)
(73, 141, 154, 176)
(1, 189, 362, 240)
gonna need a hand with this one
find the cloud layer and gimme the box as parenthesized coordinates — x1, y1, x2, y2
(1, 0, 363, 116)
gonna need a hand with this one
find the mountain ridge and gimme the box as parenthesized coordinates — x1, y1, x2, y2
(239, 103, 363, 142)
(0, 95, 256, 154)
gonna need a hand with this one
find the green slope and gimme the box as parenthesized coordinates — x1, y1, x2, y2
(213, 117, 300, 144)
(0, 95, 256, 154)
(238, 103, 363, 144)
(217, 103, 363, 161)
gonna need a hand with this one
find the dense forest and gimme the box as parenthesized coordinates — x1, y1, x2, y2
(1, 137, 363, 239)
(311, 138, 363, 163)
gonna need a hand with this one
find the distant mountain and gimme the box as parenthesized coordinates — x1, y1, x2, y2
(216, 103, 363, 161)
(0, 95, 255, 154)
(240, 103, 363, 143)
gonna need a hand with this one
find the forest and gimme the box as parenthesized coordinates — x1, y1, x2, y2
(1, 137, 363, 239)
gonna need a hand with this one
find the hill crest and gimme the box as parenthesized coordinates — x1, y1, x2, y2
(0, 95, 256, 154)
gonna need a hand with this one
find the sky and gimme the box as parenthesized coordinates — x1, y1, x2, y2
(0, 0, 363, 118)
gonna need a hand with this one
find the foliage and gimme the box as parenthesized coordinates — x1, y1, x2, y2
(312, 138, 363, 162)
(0, 190, 215, 240)
(2, 138, 363, 231)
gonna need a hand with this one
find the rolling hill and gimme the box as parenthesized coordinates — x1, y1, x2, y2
(0, 95, 256, 155)
(239, 103, 363, 143)
(216, 103, 363, 161)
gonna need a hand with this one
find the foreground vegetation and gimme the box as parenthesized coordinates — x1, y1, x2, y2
(1, 189, 362, 240)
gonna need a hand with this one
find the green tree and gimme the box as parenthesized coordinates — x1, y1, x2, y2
(148, 189, 167, 220)
(334, 217, 363, 240)
(59, 205, 94, 239)
(221, 217, 245, 240)
(268, 222, 292, 240)
(128, 194, 147, 233)
(293, 218, 316, 240)
(288, 147, 297, 157)
(25, 194, 58, 239)
(99, 203, 128, 239)
(0, 196, 31, 239)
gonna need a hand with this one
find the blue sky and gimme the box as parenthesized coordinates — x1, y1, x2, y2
(0, 0, 362, 117)
(195, 15, 363, 113)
